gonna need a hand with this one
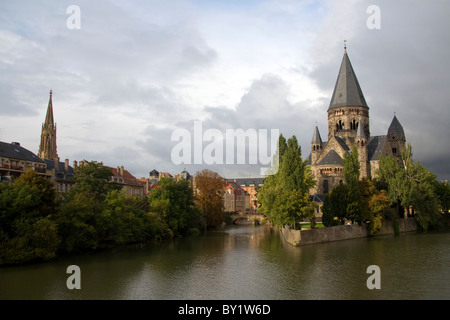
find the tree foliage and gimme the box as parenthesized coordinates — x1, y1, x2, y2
(194, 169, 225, 227)
(377, 143, 441, 230)
(148, 177, 202, 236)
(258, 134, 316, 228)
(0, 171, 60, 264)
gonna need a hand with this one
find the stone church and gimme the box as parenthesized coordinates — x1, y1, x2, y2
(308, 48, 406, 195)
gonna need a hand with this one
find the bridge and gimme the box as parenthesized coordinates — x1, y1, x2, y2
(229, 214, 266, 225)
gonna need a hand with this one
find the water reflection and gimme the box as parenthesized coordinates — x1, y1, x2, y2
(0, 225, 449, 300)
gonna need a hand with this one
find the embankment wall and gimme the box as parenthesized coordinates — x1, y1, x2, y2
(280, 218, 420, 246)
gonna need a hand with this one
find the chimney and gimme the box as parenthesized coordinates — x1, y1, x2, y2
(65, 159, 69, 172)
(54, 156, 60, 172)
(120, 165, 124, 176)
(73, 160, 78, 169)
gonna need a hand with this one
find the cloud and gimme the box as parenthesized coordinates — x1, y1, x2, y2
(0, 0, 449, 181)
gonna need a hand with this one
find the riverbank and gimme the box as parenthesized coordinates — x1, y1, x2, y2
(280, 218, 420, 246)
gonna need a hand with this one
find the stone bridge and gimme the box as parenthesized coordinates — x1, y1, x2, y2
(229, 214, 266, 225)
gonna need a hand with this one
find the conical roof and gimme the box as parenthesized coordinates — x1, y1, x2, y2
(44, 90, 54, 126)
(311, 125, 322, 144)
(387, 115, 405, 140)
(328, 51, 368, 110)
(355, 118, 366, 139)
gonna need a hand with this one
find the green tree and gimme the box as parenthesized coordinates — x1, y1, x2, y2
(0, 171, 60, 265)
(378, 143, 441, 230)
(148, 177, 202, 236)
(321, 183, 352, 226)
(343, 146, 362, 224)
(258, 135, 316, 228)
(56, 161, 120, 252)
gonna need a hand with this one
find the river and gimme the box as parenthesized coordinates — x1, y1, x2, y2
(1, 224, 449, 300)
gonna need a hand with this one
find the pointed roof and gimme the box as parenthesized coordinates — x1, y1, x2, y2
(356, 118, 366, 139)
(44, 90, 54, 126)
(318, 149, 343, 166)
(311, 125, 322, 144)
(328, 51, 368, 110)
(387, 115, 405, 140)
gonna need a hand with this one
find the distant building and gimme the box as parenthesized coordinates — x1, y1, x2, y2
(43, 158, 76, 194)
(109, 165, 146, 197)
(224, 180, 250, 213)
(227, 178, 264, 212)
(0, 141, 48, 183)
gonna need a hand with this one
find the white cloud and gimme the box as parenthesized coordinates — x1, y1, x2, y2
(0, 0, 449, 180)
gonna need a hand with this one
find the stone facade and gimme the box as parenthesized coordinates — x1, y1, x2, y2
(308, 50, 406, 196)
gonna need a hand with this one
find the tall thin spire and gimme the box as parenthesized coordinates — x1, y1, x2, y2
(44, 89, 54, 127)
(38, 90, 58, 160)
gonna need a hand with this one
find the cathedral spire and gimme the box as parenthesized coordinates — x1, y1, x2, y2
(44, 89, 54, 127)
(38, 90, 58, 160)
(328, 49, 368, 110)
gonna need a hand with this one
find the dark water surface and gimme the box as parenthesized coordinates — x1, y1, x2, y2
(1, 224, 449, 300)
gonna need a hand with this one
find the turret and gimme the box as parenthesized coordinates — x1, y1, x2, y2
(311, 124, 323, 165)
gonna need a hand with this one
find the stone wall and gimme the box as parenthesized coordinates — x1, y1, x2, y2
(280, 218, 420, 246)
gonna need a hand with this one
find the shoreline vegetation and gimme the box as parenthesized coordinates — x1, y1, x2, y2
(1, 137, 449, 266)
(0, 164, 228, 266)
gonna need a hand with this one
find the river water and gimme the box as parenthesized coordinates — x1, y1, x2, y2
(1, 224, 449, 300)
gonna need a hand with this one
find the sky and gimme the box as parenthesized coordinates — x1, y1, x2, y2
(1, 0, 449, 181)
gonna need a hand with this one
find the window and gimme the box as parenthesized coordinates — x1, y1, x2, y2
(392, 147, 397, 154)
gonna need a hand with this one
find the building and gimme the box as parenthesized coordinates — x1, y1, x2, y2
(308, 48, 406, 196)
(227, 178, 264, 212)
(109, 165, 146, 197)
(224, 180, 250, 213)
(0, 141, 48, 183)
(43, 158, 76, 194)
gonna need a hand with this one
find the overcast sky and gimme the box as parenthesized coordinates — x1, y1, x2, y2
(1, 0, 449, 181)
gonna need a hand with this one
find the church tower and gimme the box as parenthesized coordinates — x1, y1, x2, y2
(327, 47, 370, 146)
(38, 90, 58, 160)
(355, 118, 369, 179)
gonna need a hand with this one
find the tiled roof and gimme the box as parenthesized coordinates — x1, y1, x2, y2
(328, 51, 368, 110)
(317, 149, 343, 166)
(0, 141, 44, 163)
(367, 135, 387, 161)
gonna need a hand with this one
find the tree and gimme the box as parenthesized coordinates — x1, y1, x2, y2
(343, 146, 362, 224)
(258, 135, 316, 228)
(148, 177, 202, 236)
(378, 143, 441, 230)
(56, 160, 121, 252)
(0, 171, 60, 265)
(194, 169, 225, 227)
(321, 183, 352, 226)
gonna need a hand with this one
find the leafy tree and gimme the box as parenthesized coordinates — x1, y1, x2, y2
(321, 183, 352, 226)
(194, 169, 225, 227)
(433, 180, 450, 213)
(258, 135, 316, 228)
(148, 177, 202, 236)
(343, 146, 362, 224)
(378, 143, 441, 230)
(0, 171, 60, 265)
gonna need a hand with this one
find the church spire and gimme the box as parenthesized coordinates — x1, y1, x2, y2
(44, 89, 54, 127)
(328, 48, 368, 110)
(355, 118, 366, 139)
(38, 90, 58, 160)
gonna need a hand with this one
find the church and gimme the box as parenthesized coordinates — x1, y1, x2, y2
(308, 48, 406, 195)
